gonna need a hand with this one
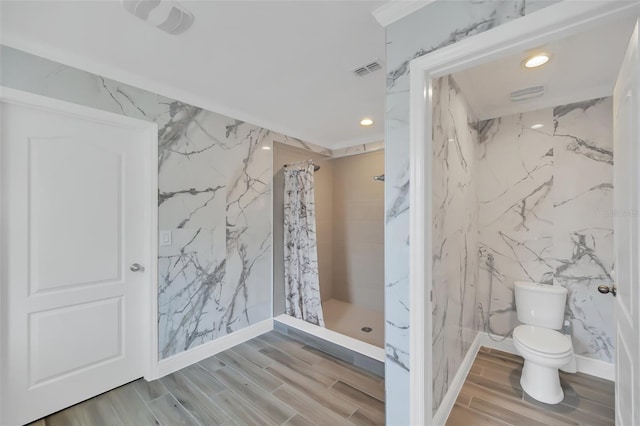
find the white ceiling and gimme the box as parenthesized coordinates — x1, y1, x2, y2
(453, 17, 637, 121)
(0, 0, 386, 149)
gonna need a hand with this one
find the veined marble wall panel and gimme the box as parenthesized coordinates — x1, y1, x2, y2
(275, 134, 332, 157)
(552, 98, 615, 362)
(476, 98, 614, 363)
(385, 1, 558, 421)
(431, 76, 481, 411)
(476, 109, 556, 335)
(0, 45, 295, 359)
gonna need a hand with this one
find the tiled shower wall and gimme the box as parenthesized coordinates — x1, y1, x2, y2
(384, 1, 557, 421)
(331, 150, 385, 312)
(0, 45, 318, 360)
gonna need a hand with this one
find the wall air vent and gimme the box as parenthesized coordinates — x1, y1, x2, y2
(510, 85, 545, 102)
(353, 60, 383, 77)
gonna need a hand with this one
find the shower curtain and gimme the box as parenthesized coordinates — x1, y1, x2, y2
(283, 162, 325, 326)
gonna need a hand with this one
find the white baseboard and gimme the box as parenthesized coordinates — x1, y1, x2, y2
(574, 354, 615, 381)
(432, 333, 482, 426)
(477, 332, 615, 381)
(154, 319, 274, 379)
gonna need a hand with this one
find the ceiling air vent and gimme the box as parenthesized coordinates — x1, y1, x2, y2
(353, 60, 382, 77)
(510, 85, 545, 102)
(122, 0, 194, 35)
(155, 4, 194, 35)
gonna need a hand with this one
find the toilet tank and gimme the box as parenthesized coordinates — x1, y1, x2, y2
(514, 281, 567, 330)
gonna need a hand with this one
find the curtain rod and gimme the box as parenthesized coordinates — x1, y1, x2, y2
(283, 160, 321, 172)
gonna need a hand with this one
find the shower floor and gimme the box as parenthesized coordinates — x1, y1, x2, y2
(322, 299, 384, 348)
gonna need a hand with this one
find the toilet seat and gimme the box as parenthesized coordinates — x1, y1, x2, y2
(513, 325, 572, 358)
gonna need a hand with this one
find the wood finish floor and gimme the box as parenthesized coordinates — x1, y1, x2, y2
(29, 331, 385, 426)
(447, 347, 615, 426)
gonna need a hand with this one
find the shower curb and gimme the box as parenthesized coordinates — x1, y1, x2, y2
(273, 315, 385, 378)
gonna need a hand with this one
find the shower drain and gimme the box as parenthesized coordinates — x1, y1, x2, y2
(361, 327, 373, 333)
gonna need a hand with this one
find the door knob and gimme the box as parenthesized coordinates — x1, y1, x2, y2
(597, 284, 616, 297)
(130, 263, 145, 272)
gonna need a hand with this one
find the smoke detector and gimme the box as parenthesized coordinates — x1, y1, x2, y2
(122, 0, 194, 35)
(510, 85, 545, 102)
(353, 60, 383, 77)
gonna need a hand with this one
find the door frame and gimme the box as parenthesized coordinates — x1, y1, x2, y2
(408, 2, 640, 424)
(0, 87, 160, 417)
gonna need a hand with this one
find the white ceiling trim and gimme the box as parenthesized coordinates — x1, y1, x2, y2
(329, 133, 385, 150)
(1, 34, 337, 150)
(372, 0, 435, 27)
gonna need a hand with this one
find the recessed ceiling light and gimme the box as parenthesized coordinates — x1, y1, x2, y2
(524, 54, 550, 68)
(360, 118, 373, 126)
(261, 146, 272, 150)
(530, 123, 544, 129)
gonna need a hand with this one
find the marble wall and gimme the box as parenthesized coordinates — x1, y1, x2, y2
(477, 97, 615, 363)
(0, 45, 312, 360)
(157, 114, 273, 358)
(431, 76, 481, 411)
(385, 1, 557, 421)
(476, 107, 556, 335)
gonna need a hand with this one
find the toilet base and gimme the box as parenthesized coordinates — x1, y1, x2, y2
(520, 360, 564, 404)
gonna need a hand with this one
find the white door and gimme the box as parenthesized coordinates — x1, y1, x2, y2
(613, 22, 640, 426)
(1, 92, 153, 425)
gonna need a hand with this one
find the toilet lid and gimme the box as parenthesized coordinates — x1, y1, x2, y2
(513, 325, 572, 355)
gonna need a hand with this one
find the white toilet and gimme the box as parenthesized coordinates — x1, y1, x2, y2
(513, 281, 574, 404)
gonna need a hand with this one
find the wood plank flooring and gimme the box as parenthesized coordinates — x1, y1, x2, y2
(28, 331, 385, 426)
(447, 347, 615, 426)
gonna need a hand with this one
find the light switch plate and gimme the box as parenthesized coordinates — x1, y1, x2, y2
(160, 230, 172, 246)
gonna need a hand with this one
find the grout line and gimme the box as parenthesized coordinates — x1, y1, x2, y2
(347, 408, 360, 422)
(465, 395, 474, 409)
(270, 383, 287, 394)
(217, 353, 283, 394)
(463, 404, 512, 426)
(215, 366, 295, 424)
(281, 412, 297, 425)
(132, 381, 169, 404)
(154, 382, 202, 426)
(135, 385, 169, 426)
(312, 358, 385, 401)
(169, 392, 204, 426)
(102, 395, 126, 426)
(230, 344, 275, 368)
(463, 380, 523, 405)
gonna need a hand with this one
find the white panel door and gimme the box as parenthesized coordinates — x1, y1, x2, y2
(1, 95, 152, 425)
(613, 22, 640, 426)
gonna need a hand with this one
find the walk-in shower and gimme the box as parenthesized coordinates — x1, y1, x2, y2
(273, 143, 385, 349)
